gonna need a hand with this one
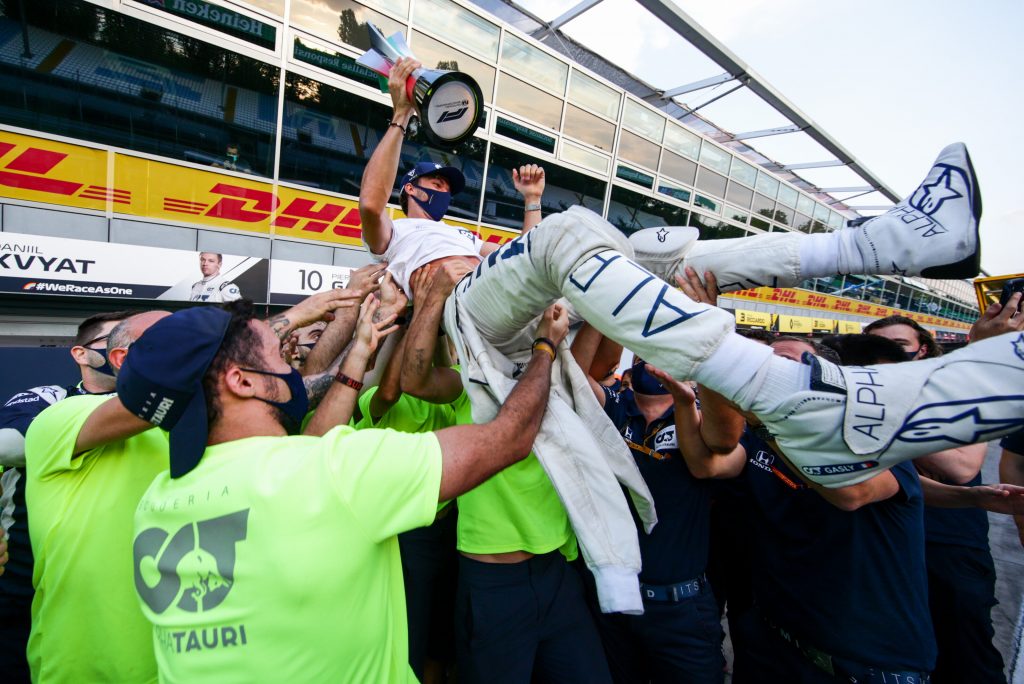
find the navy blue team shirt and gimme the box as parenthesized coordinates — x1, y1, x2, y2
(738, 427, 936, 672)
(602, 386, 712, 585)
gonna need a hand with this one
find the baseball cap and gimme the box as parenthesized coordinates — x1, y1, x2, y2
(116, 306, 231, 478)
(400, 161, 465, 195)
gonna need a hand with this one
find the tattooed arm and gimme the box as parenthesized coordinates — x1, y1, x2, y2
(303, 263, 386, 375)
(268, 288, 364, 342)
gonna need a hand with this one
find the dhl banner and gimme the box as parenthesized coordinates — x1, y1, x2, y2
(722, 285, 970, 331)
(836, 320, 862, 334)
(733, 309, 773, 329)
(777, 314, 814, 334)
(0, 129, 518, 249)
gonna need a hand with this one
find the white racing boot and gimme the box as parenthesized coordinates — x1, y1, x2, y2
(725, 332, 1024, 488)
(629, 143, 982, 290)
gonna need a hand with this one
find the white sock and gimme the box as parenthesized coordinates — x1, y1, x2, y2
(696, 332, 773, 403)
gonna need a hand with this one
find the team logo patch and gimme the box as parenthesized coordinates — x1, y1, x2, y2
(800, 460, 879, 477)
(895, 397, 1024, 446)
(750, 449, 774, 472)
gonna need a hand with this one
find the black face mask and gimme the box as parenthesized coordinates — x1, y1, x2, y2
(241, 367, 309, 433)
(85, 346, 114, 377)
(903, 347, 922, 361)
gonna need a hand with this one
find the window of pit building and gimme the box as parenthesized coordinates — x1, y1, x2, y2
(0, 0, 279, 177)
(292, 0, 406, 53)
(607, 185, 688, 237)
(279, 74, 485, 222)
(483, 145, 605, 230)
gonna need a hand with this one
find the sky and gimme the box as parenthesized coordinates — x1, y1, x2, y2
(516, 0, 1023, 276)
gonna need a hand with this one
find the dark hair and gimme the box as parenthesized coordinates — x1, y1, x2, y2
(74, 310, 135, 346)
(863, 315, 942, 358)
(202, 300, 263, 426)
(770, 335, 842, 365)
(736, 328, 774, 344)
(820, 334, 907, 365)
(399, 172, 448, 215)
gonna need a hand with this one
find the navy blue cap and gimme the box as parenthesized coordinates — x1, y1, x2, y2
(116, 307, 231, 478)
(400, 161, 465, 195)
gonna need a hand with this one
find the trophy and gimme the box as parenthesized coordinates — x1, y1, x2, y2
(357, 23, 484, 148)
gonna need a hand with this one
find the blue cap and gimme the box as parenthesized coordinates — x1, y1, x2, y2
(116, 307, 231, 478)
(400, 161, 465, 195)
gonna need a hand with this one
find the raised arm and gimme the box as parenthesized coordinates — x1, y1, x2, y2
(513, 164, 545, 235)
(267, 288, 365, 342)
(303, 262, 384, 375)
(434, 303, 566, 501)
(569, 322, 609, 406)
(304, 299, 399, 436)
(73, 396, 154, 455)
(400, 261, 472, 404)
(359, 57, 420, 254)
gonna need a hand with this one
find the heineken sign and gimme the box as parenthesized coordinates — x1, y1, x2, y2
(135, 0, 276, 50)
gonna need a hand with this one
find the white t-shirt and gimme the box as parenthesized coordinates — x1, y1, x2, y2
(190, 273, 242, 302)
(372, 218, 483, 295)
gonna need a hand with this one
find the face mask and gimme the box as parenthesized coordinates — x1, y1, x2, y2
(630, 361, 669, 396)
(241, 367, 309, 431)
(87, 347, 115, 378)
(228, 153, 238, 162)
(408, 183, 452, 222)
(903, 348, 922, 361)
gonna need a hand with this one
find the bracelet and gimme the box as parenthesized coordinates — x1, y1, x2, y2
(334, 372, 364, 391)
(525, 202, 542, 212)
(388, 121, 407, 135)
(532, 336, 556, 361)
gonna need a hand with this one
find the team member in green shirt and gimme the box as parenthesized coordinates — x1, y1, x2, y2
(24, 310, 171, 684)
(115, 296, 567, 682)
(401, 261, 609, 683)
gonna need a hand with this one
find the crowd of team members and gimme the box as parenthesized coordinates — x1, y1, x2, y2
(0, 262, 1021, 683)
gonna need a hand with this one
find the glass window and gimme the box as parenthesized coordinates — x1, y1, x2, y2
(495, 117, 555, 153)
(568, 71, 619, 120)
(750, 215, 770, 231)
(618, 130, 660, 171)
(280, 74, 485, 220)
(725, 181, 753, 209)
(796, 193, 815, 216)
(363, 0, 409, 17)
(810, 220, 827, 233)
(660, 151, 697, 186)
(412, 32, 496, 103)
(1, 0, 279, 176)
(726, 205, 749, 224)
(246, 0, 286, 16)
(698, 143, 731, 174)
(292, 36, 386, 90)
(777, 184, 798, 208)
(828, 211, 844, 230)
(607, 186, 688, 236)
(500, 33, 567, 95)
(496, 74, 562, 130)
(415, 0, 499, 61)
(563, 105, 615, 151)
(812, 202, 830, 222)
(132, 0, 277, 49)
(616, 166, 654, 189)
(695, 168, 727, 198)
(755, 171, 780, 198)
(663, 123, 700, 159)
(694, 195, 720, 214)
(657, 182, 691, 204)
(729, 157, 757, 187)
(622, 100, 665, 141)
(689, 211, 747, 240)
(561, 141, 609, 173)
(794, 212, 813, 233)
(772, 203, 791, 226)
(292, 0, 405, 52)
(484, 145, 604, 229)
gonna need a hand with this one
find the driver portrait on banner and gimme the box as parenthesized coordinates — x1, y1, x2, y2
(190, 252, 242, 303)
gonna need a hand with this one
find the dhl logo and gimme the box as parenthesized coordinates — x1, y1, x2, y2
(0, 142, 130, 205)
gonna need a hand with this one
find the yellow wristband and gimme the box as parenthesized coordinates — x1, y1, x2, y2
(532, 340, 556, 361)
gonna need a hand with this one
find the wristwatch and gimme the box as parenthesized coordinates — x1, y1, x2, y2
(525, 202, 542, 212)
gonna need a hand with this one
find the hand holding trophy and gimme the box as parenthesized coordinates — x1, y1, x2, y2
(356, 23, 484, 147)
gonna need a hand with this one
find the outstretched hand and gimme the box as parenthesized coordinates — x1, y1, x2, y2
(354, 297, 400, 358)
(970, 292, 1023, 342)
(513, 164, 545, 202)
(970, 483, 1024, 517)
(347, 262, 388, 300)
(536, 302, 570, 347)
(645, 365, 697, 405)
(388, 57, 420, 118)
(271, 288, 365, 339)
(675, 267, 719, 306)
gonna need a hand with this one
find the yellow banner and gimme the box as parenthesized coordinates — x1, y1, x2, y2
(777, 314, 814, 333)
(734, 309, 773, 329)
(0, 129, 519, 249)
(836, 320, 862, 334)
(812, 318, 836, 333)
(722, 285, 970, 330)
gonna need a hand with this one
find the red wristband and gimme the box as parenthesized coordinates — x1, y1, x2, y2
(334, 372, 364, 391)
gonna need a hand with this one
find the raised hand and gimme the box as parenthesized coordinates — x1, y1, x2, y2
(646, 365, 697, 405)
(346, 262, 388, 300)
(970, 292, 1023, 342)
(513, 164, 545, 202)
(388, 57, 421, 118)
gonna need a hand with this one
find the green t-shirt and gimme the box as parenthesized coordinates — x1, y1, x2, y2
(355, 387, 456, 433)
(132, 425, 442, 683)
(25, 394, 168, 684)
(450, 391, 577, 559)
